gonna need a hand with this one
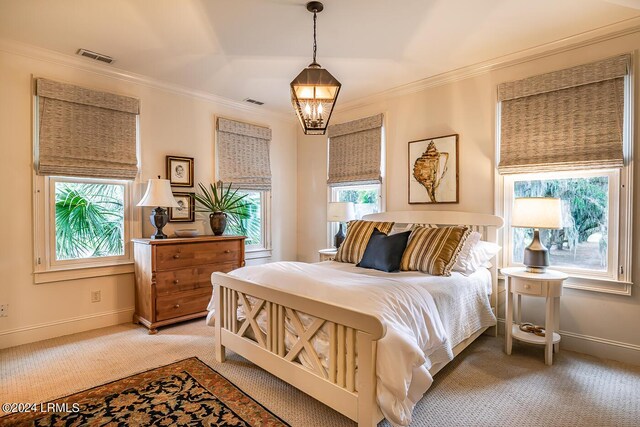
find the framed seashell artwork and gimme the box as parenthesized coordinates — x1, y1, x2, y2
(408, 134, 459, 204)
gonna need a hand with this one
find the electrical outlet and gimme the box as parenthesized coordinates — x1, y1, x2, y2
(0, 304, 8, 317)
(91, 291, 101, 303)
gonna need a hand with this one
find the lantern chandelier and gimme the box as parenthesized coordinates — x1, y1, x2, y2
(290, 1, 341, 135)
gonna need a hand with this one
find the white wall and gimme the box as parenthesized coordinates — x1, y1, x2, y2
(0, 44, 297, 348)
(297, 31, 640, 365)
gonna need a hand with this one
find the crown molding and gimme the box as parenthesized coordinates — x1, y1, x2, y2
(336, 16, 640, 113)
(0, 38, 295, 123)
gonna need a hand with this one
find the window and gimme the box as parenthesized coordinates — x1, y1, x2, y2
(215, 117, 272, 257)
(328, 184, 382, 244)
(228, 190, 271, 252)
(33, 79, 140, 283)
(497, 55, 632, 294)
(326, 114, 385, 247)
(34, 176, 135, 282)
(54, 179, 126, 261)
(330, 184, 381, 219)
(504, 170, 621, 281)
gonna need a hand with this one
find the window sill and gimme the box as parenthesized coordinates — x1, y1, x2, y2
(498, 270, 633, 296)
(245, 248, 272, 261)
(34, 262, 134, 284)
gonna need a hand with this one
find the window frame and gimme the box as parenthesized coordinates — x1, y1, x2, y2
(236, 189, 272, 259)
(496, 66, 634, 296)
(502, 169, 625, 284)
(33, 175, 137, 284)
(327, 183, 384, 248)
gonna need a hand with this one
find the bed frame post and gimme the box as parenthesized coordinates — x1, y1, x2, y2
(356, 331, 378, 427)
(213, 283, 226, 363)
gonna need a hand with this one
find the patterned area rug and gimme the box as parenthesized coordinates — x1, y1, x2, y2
(0, 357, 289, 426)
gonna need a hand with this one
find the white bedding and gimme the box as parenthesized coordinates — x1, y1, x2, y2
(206, 261, 495, 426)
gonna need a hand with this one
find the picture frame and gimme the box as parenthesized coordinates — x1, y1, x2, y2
(168, 192, 195, 222)
(166, 156, 194, 187)
(408, 134, 459, 204)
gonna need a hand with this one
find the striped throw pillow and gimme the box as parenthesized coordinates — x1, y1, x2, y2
(400, 225, 471, 276)
(335, 220, 394, 264)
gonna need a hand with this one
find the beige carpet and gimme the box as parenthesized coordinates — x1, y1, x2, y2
(1, 320, 639, 426)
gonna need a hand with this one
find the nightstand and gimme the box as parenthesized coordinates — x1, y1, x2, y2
(502, 267, 568, 365)
(318, 248, 338, 262)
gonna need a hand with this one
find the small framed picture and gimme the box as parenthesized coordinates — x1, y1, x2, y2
(408, 134, 459, 204)
(169, 192, 195, 222)
(166, 156, 194, 187)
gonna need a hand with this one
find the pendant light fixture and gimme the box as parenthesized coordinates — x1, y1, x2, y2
(290, 1, 341, 135)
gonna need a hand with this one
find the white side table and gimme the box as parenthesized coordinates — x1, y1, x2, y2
(502, 267, 568, 365)
(318, 248, 338, 262)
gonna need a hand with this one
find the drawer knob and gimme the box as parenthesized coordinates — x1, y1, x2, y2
(174, 304, 180, 309)
(224, 250, 231, 254)
(173, 280, 179, 285)
(173, 254, 180, 259)
(524, 284, 531, 289)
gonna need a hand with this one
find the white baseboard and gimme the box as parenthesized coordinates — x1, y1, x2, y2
(0, 307, 135, 350)
(497, 319, 640, 366)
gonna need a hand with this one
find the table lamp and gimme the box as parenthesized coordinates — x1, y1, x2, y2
(138, 177, 179, 239)
(512, 197, 563, 273)
(327, 202, 355, 249)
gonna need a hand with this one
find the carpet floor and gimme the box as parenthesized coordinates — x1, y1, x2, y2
(1, 320, 639, 426)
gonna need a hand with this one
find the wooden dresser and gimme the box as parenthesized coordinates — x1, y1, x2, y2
(132, 236, 245, 334)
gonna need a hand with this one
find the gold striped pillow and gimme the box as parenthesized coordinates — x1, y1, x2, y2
(400, 225, 471, 276)
(335, 220, 394, 264)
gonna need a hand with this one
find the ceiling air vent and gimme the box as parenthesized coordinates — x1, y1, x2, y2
(76, 48, 114, 64)
(243, 98, 264, 106)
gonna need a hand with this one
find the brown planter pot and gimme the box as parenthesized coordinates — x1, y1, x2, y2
(209, 212, 227, 236)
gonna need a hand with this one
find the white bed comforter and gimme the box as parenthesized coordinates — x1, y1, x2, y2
(206, 261, 494, 426)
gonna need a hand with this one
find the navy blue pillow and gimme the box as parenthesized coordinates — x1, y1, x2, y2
(356, 228, 411, 273)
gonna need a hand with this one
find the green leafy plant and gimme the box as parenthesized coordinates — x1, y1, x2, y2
(194, 181, 253, 233)
(55, 183, 124, 260)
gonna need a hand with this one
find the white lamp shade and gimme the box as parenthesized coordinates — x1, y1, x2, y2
(327, 202, 356, 222)
(512, 197, 563, 229)
(137, 179, 179, 208)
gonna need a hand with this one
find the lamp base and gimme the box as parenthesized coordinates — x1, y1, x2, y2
(150, 207, 169, 240)
(334, 223, 346, 249)
(523, 228, 550, 274)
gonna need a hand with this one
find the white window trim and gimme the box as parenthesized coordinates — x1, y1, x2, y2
(244, 190, 272, 260)
(495, 67, 634, 296)
(33, 175, 140, 284)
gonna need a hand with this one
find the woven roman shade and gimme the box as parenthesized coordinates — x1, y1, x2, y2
(327, 113, 383, 186)
(217, 117, 272, 191)
(497, 55, 629, 174)
(35, 78, 139, 180)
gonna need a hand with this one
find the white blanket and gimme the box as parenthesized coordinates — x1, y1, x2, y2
(207, 261, 495, 426)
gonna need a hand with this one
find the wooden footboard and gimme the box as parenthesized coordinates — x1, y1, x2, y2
(212, 272, 386, 426)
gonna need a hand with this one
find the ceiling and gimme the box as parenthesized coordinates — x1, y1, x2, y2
(1, 0, 640, 114)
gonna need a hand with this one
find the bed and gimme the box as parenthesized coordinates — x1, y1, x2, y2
(208, 211, 503, 426)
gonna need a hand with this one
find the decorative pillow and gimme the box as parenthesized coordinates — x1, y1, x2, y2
(452, 231, 482, 275)
(400, 225, 471, 276)
(466, 241, 502, 272)
(356, 228, 412, 272)
(335, 220, 394, 264)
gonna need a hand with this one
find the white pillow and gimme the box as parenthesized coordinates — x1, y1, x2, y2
(452, 231, 481, 274)
(453, 237, 501, 275)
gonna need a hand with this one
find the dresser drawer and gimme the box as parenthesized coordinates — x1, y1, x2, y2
(156, 241, 242, 271)
(156, 262, 239, 295)
(512, 279, 543, 296)
(156, 289, 211, 321)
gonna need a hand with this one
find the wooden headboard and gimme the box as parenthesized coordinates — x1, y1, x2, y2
(363, 210, 504, 334)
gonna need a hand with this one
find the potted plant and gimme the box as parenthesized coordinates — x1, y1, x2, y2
(194, 181, 252, 236)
